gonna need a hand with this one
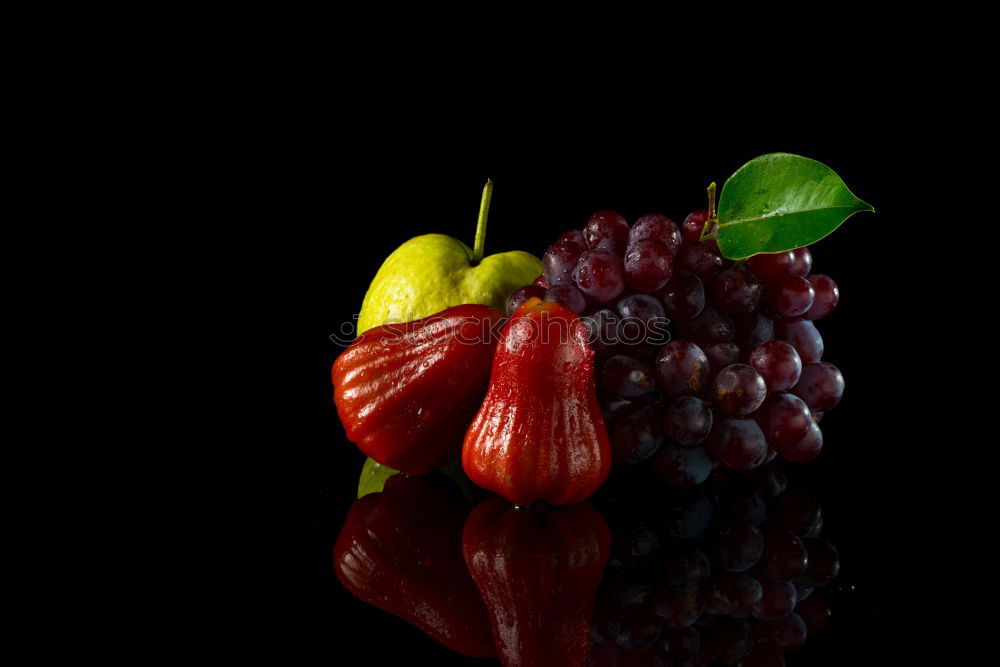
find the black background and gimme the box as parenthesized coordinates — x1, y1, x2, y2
(261, 128, 935, 664)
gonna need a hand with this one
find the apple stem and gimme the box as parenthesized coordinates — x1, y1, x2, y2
(700, 181, 718, 241)
(473, 178, 493, 264)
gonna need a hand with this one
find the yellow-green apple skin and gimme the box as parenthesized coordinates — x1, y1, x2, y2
(357, 234, 542, 335)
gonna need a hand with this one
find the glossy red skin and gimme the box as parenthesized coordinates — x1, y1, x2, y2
(332, 304, 505, 475)
(462, 499, 610, 667)
(462, 298, 612, 506)
(333, 476, 495, 658)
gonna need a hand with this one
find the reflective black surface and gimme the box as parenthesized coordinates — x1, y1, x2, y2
(328, 462, 859, 666)
(268, 135, 929, 663)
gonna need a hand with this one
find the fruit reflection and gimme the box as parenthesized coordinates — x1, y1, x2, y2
(462, 499, 611, 667)
(333, 475, 495, 658)
(333, 465, 840, 666)
(587, 465, 839, 666)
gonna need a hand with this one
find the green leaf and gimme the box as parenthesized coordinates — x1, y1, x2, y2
(716, 153, 874, 260)
(357, 457, 399, 498)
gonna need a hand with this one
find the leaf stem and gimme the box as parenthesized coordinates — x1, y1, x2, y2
(473, 179, 493, 264)
(700, 181, 718, 241)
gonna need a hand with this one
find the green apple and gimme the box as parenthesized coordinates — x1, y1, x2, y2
(357, 180, 542, 334)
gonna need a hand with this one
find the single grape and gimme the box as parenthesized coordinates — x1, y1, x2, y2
(713, 265, 763, 314)
(659, 548, 711, 593)
(615, 613, 662, 650)
(747, 340, 803, 392)
(795, 594, 832, 634)
(617, 293, 669, 345)
(652, 445, 713, 488)
(710, 520, 765, 572)
(756, 394, 811, 448)
(706, 417, 768, 471)
(792, 362, 845, 412)
(710, 364, 767, 417)
(804, 274, 839, 320)
(582, 307, 619, 349)
(774, 420, 823, 463)
(749, 248, 813, 283)
(663, 396, 713, 447)
(624, 239, 675, 292)
(747, 251, 798, 283)
(603, 354, 656, 399)
(573, 248, 626, 304)
(787, 247, 812, 277)
(753, 613, 807, 652)
(767, 275, 816, 317)
(677, 305, 735, 348)
(542, 240, 586, 287)
(775, 318, 824, 364)
(630, 213, 682, 255)
(676, 242, 724, 282)
(799, 539, 840, 587)
(506, 284, 546, 315)
(769, 489, 822, 537)
(612, 407, 665, 464)
(655, 341, 710, 397)
(735, 311, 775, 352)
(681, 209, 709, 242)
(584, 210, 630, 254)
(760, 528, 809, 582)
(544, 283, 586, 313)
(659, 270, 705, 321)
(652, 587, 704, 628)
(752, 577, 797, 621)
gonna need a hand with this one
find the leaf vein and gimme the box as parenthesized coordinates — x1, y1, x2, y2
(719, 204, 871, 227)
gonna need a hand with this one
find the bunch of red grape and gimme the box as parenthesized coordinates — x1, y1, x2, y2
(507, 209, 844, 487)
(586, 466, 838, 666)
